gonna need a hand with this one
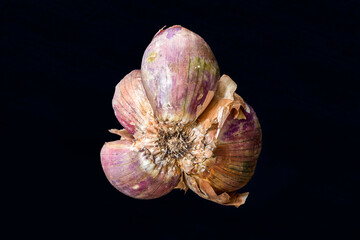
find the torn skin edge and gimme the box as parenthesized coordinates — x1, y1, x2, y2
(153, 25, 167, 39)
(185, 174, 249, 207)
(198, 179, 249, 208)
(174, 171, 189, 193)
(109, 129, 134, 141)
(197, 75, 248, 132)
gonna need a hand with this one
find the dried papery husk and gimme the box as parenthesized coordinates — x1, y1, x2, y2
(181, 75, 262, 207)
(100, 137, 181, 199)
(141, 25, 220, 124)
(112, 70, 154, 135)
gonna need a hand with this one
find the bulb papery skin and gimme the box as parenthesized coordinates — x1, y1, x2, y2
(141, 25, 220, 124)
(101, 25, 262, 207)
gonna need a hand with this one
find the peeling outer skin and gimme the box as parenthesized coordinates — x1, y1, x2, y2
(141, 25, 220, 124)
(183, 75, 262, 207)
(185, 174, 249, 208)
(109, 129, 134, 141)
(100, 138, 181, 199)
(112, 70, 155, 135)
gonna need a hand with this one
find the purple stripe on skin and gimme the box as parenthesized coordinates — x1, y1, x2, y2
(119, 169, 179, 199)
(125, 174, 179, 199)
(166, 26, 182, 39)
(209, 103, 261, 193)
(215, 141, 261, 152)
(100, 140, 134, 164)
(131, 162, 180, 199)
(148, 173, 180, 199)
(112, 70, 153, 135)
(113, 103, 136, 134)
(218, 104, 259, 143)
(101, 141, 141, 185)
(186, 66, 217, 117)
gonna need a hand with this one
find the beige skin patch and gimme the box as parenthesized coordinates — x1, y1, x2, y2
(147, 51, 158, 63)
(195, 90, 215, 119)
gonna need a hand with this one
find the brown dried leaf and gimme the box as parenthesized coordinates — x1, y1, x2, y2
(186, 175, 248, 207)
(174, 173, 189, 192)
(197, 75, 248, 133)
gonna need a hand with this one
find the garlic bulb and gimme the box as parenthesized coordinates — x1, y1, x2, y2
(100, 25, 262, 207)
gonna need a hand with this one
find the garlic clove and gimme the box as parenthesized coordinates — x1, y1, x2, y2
(206, 104, 261, 192)
(184, 75, 262, 207)
(112, 70, 154, 135)
(100, 139, 181, 199)
(141, 25, 220, 124)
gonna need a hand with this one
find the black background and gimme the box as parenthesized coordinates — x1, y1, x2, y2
(3, 0, 359, 238)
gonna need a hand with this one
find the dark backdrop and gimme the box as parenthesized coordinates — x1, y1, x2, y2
(3, 0, 359, 238)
